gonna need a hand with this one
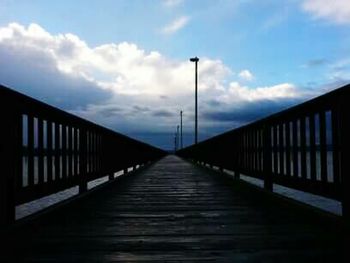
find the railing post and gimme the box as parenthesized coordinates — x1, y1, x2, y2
(263, 124, 273, 191)
(108, 173, 114, 181)
(79, 128, 87, 193)
(0, 109, 20, 226)
(233, 136, 240, 179)
(338, 98, 350, 220)
(123, 168, 128, 175)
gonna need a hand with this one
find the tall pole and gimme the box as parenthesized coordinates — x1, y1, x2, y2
(180, 110, 183, 149)
(190, 57, 199, 144)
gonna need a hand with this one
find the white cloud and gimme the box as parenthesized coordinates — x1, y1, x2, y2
(0, 22, 309, 147)
(238, 70, 254, 81)
(161, 16, 189, 35)
(226, 82, 299, 102)
(163, 0, 184, 8)
(302, 0, 350, 25)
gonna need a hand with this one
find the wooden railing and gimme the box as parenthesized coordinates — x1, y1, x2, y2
(0, 85, 166, 226)
(177, 84, 350, 219)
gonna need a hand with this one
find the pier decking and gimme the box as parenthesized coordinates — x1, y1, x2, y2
(2, 156, 345, 262)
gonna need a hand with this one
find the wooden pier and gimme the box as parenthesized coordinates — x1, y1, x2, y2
(1, 155, 345, 262)
(1, 84, 350, 262)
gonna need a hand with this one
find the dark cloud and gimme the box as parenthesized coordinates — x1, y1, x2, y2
(133, 105, 151, 112)
(203, 98, 302, 123)
(152, 109, 174, 117)
(98, 106, 124, 118)
(206, 99, 224, 107)
(0, 43, 112, 111)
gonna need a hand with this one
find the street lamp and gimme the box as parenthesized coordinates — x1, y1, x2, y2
(189, 56, 199, 144)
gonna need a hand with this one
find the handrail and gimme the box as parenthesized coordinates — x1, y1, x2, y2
(177, 83, 350, 219)
(0, 84, 166, 226)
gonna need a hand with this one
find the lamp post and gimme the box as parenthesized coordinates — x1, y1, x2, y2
(190, 56, 199, 144)
(180, 110, 183, 149)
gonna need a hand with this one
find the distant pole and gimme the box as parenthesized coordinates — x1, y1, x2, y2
(190, 56, 199, 144)
(176, 125, 180, 150)
(180, 111, 183, 149)
(174, 133, 177, 153)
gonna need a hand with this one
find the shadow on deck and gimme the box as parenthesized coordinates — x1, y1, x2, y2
(1, 155, 346, 262)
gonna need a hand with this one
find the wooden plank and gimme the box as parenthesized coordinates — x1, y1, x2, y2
(2, 156, 344, 261)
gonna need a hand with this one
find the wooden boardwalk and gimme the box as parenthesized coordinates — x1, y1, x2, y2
(1, 155, 346, 262)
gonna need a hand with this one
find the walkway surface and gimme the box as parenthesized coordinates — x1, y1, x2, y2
(1, 155, 346, 262)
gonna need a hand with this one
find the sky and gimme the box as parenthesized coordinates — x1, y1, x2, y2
(0, 0, 349, 150)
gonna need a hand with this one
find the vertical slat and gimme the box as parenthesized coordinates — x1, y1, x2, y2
(238, 132, 243, 175)
(292, 119, 299, 177)
(68, 126, 73, 178)
(62, 124, 67, 180)
(273, 125, 278, 175)
(38, 118, 44, 185)
(285, 121, 291, 177)
(97, 134, 101, 172)
(92, 132, 96, 173)
(87, 131, 90, 174)
(279, 123, 284, 176)
(338, 96, 350, 219)
(263, 124, 273, 191)
(79, 128, 87, 193)
(300, 116, 307, 180)
(75, 128, 79, 176)
(47, 121, 53, 182)
(0, 108, 21, 225)
(254, 129, 259, 173)
(319, 111, 328, 183)
(309, 114, 317, 181)
(27, 115, 34, 187)
(248, 131, 252, 172)
(256, 129, 261, 172)
(16, 115, 23, 190)
(55, 123, 60, 180)
(331, 108, 340, 184)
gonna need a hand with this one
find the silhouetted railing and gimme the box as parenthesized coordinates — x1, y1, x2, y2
(177, 84, 350, 219)
(0, 85, 165, 226)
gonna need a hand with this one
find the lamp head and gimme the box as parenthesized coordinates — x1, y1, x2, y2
(189, 57, 199, 62)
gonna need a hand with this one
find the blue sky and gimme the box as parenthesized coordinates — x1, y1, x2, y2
(0, 0, 350, 150)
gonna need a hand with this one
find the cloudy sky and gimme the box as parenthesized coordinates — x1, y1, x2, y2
(0, 0, 349, 150)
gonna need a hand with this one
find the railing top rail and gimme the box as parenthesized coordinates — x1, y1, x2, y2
(0, 84, 162, 151)
(182, 83, 350, 149)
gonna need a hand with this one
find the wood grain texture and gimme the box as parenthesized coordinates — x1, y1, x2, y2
(1, 156, 346, 262)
